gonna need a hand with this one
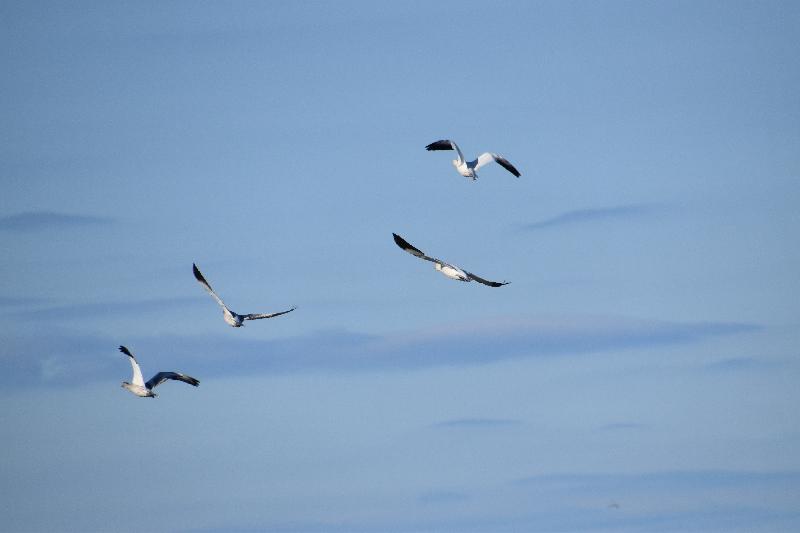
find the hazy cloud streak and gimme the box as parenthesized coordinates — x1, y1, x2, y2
(521, 204, 667, 231)
(703, 356, 776, 373)
(0, 296, 52, 307)
(432, 418, 522, 429)
(496, 470, 800, 533)
(0, 315, 760, 388)
(596, 422, 648, 432)
(512, 469, 800, 489)
(0, 212, 112, 231)
(5, 297, 205, 321)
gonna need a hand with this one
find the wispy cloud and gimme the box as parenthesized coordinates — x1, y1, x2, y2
(0, 296, 51, 307)
(0, 314, 760, 388)
(192, 470, 800, 532)
(703, 357, 777, 373)
(432, 418, 522, 429)
(0, 211, 112, 231)
(503, 470, 800, 533)
(521, 204, 667, 231)
(5, 297, 203, 321)
(596, 422, 648, 432)
(512, 469, 800, 490)
(417, 490, 470, 504)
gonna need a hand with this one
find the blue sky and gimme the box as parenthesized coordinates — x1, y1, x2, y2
(1, 1, 799, 531)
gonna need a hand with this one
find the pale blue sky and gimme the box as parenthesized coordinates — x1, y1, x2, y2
(1, 1, 799, 531)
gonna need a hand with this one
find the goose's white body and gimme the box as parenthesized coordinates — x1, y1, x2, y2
(453, 159, 478, 180)
(435, 262, 469, 282)
(222, 307, 245, 328)
(122, 382, 153, 398)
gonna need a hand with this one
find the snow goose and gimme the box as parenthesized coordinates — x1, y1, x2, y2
(425, 139, 521, 180)
(193, 263, 295, 328)
(392, 233, 509, 287)
(119, 345, 199, 398)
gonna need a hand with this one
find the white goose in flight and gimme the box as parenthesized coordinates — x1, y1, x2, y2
(425, 139, 521, 180)
(193, 263, 295, 328)
(392, 233, 509, 287)
(119, 345, 199, 398)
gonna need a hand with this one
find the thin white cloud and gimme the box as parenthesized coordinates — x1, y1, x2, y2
(432, 418, 522, 429)
(703, 357, 778, 373)
(417, 490, 470, 504)
(0, 296, 52, 307)
(0, 211, 112, 231)
(0, 314, 760, 388)
(5, 297, 204, 321)
(596, 422, 648, 432)
(521, 204, 669, 231)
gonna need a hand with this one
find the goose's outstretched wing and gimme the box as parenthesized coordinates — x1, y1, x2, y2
(145, 372, 200, 390)
(465, 270, 510, 287)
(193, 263, 228, 310)
(119, 345, 145, 387)
(426, 139, 465, 165)
(474, 152, 521, 177)
(392, 233, 442, 264)
(243, 307, 296, 321)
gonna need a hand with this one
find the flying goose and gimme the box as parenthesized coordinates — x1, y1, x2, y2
(392, 233, 509, 287)
(193, 263, 295, 327)
(425, 139, 521, 180)
(119, 345, 199, 398)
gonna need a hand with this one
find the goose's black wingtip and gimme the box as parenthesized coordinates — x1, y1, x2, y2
(425, 139, 453, 151)
(192, 263, 206, 282)
(495, 156, 521, 177)
(392, 232, 409, 248)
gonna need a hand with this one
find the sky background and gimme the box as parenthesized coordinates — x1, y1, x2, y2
(1, 1, 799, 531)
